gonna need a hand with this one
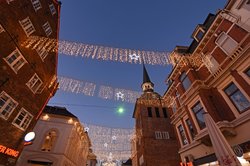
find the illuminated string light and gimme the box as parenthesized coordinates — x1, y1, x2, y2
(21, 36, 170, 65)
(83, 123, 134, 164)
(57, 76, 141, 103)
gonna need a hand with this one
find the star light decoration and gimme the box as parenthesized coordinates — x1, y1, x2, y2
(21, 36, 171, 65)
(116, 92, 124, 101)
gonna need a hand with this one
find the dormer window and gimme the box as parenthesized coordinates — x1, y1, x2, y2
(192, 25, 205, 42)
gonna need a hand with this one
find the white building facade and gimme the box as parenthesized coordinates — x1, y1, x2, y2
(16, 106, 91, 166)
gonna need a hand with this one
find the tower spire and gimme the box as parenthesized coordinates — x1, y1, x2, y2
(141, 64, 154, 92)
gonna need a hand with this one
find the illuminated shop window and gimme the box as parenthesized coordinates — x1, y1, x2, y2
(42, 21, 52, 37)
(31, 0, 42, 11)
(26, 73, 43, 94)
(178, 124, 188, 145)
(41, 130, 57, 152)
(186, 119, 195, 140)
(0, 91, 18, 120)
(12, 108, 33, 130)
(49, 4, 56, 15)
(192, 102, 206, 130)
(19, 17, 36, 37)
(224, 82, 250, 112)
(180, 72, 191, 91)
(215, 32, 238, 55)
(4, 48, 27, 74)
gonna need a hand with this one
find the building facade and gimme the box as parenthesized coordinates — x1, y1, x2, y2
(131, 65, 180, 166)
(164, 0, 250, 165)
(17, 106, 91, 166)
(0, 0, 60, 165)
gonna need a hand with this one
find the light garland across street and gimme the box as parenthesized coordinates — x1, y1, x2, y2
(21, 36, 170, 65)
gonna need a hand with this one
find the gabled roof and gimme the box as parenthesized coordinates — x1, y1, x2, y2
(43, 105, 77, 118)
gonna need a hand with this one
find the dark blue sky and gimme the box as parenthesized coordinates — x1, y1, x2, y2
(49, 0, 227, 128)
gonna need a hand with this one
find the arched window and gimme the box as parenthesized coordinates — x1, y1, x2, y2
(41, 130, 57, 152)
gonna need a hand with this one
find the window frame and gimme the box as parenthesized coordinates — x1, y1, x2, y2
(224, 82, 250, 113)
(42, 21, 52, 37)
(215, 32, 238, 55)
(180, 72, 191, 91)
(26, 73, 43, 94)
(177, 124, 188, 146)
(0, 91, 18, 120)
(185, 118, 195, 140)
(31, 0, 42, 12)
(4, 48, 27, 73)
(191, 101, 206, 130)
(193, 27, 205, 42)
(19, 17, 36, 37)
(12, 108, 33, 131)
(155, 131, 162, 139)
(49, 3, 56, 15)
(36, 48, 48, 61)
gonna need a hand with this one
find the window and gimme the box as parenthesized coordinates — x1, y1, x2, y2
(41, 130, 57, 152)
(42, 22, 52, 37)
(49, 3, 56, 15)
(162, 107, 168, 118)
(216, 32, 238, 55)
(4, 48, 27, 73)
(31, 0, 42, 11)
(202, 54, 219, 74)
(180, 72, 191, 91)
(12, 108, 33, 130)
(162, 131, 170, 139)
(26, 73, 43, 94)
(19, 17, 35, 37)
(186, 119, 195, 139)
(147, 107, 152, 117)
(172, 101, 177, 113)
(0, 24, 4, 33)
(178, 124, 188, 145)
(155, 107, 160, 118)
(192, 102, 206, 130)
(245, 68, 250, 78)
(36, 48, 48, 61)
(0, 92, 18, 120)
(155, 131, 162, 139)
(194, 28, 205, 42)
(224, 82, 250, 112)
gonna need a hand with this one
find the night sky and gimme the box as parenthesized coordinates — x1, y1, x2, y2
(48, 0, 227, 128)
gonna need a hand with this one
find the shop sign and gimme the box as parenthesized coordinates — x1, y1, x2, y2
(0, 145, 19, 157)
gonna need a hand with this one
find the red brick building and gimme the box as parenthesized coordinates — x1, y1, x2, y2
(0, 0, 60, 165)
(131, 65, 180, 166)
(164, 0, 250, 165)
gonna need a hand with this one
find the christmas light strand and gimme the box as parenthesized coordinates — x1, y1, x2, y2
(21, 36, 170, 65)
(83, 123, 134, 163)
(58, 76, 141, 103)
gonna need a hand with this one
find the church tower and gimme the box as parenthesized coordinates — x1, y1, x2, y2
(131, 65, 180, 166)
